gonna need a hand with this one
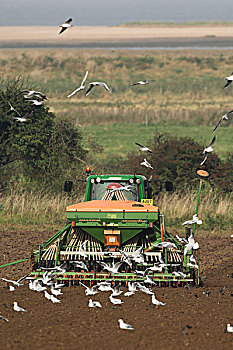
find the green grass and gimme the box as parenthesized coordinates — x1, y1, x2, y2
(83, 122, 233, 161)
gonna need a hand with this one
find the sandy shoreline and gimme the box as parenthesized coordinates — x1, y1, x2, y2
(0, 26, 233, 48)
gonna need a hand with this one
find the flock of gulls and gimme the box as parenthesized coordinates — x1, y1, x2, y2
(1, 17, 233, 336)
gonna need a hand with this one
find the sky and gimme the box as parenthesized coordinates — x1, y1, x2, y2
(1, 0, 233, 26)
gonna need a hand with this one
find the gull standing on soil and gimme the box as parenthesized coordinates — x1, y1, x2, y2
(88, 299, 102, 308)
(109, 294, 124, 305)
(67, 71, 89, 98)
(50, 286, 63, 296)
(59, 18, 73, 35)
(124, 291, 135, 297)
(85, 82, 109, 96)
(44, 290, 52, 300)
(118, 319, 134, 330)
(9, 285, 15, 292)
(80, 282, 99, 296)
(227, 324, 233, 332)
(151, 294, 166, 306)
(97, 281, 113, 292)
(13, 302, 26, 312)
(200, 135, 217, 165)
(111, 284, 123, 297)
(128, 282, 138, 293)
(5, 100, 21, 116)
(135, 143, 153, 154)
(212, 110, 233, 133)
(131, 79, 154, 86)
(140, 158, 153, 169)
(223, 72, 233, 89)
(50, 295, 61, 303)
(0, 316, 9, 322)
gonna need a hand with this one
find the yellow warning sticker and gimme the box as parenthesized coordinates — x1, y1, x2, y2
(141, 199, 153, 206)
(107, 214, 117, 218)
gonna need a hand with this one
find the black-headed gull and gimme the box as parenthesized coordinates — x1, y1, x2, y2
(111, 284, 123, 297)
(184, 234, 199, 255)
(88, 299, 102, 308)
(109, 294, 123, 305)
(0, 316, 9, 322)
(182, 214, 202, 226)
(131, 80, 154, 86)
(72, 261, 88, 271)
(5, 100, 21, 117)
(13, 302, 26, 312)
(17, 90, 48, 100)
(14, 116, 27, 123)
(99, 261, 123, 274)
(135, 142, 153, 154)
(67, 71, 88, 98)
(27, 100, 44, 106)
(187, 255, 199, 269)
(80, 282, 99, 296)
(140, 158, 153, 169)
(227, 323, 233, 332)
(118, 319, 134, 330)
(59, 18, 73, 35)
(151, 294, 166, 306)
(213, 110, 233, 133)
(223, 72, 233, 89)
(85, 82, 109, 96)
(200, 135, 217, 165)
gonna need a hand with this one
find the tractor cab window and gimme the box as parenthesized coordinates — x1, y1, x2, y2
(90, 181, 139, 201)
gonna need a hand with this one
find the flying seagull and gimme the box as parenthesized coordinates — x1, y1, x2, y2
(200, 135, 217, 165)
(212, 110, 233, 133)
(13, 302, 26, 312)
(182, 214, 202, 226)
(118, 319, 134, 330)
(140, 158, 153, 169)
(135, 142, 153, 154)
(109, 185, 133, 193)
(184, 234, 199, 255)
(67, 71, 89, 98)
(223, 72, 233, 89)
(17, 90, 48, 100)
(5, 100, 21, 117)
(80, 282, 99, 296)
(131, 80, 154, 86)
(59, 18, 73, 35)
(27, 100, 44, 106)
(152, 241, 177, 249)
(14, 116, 27, 123)
(85, 82, 109, 96)
(111, 284, 123, 297)
(99, 261, 123, 274)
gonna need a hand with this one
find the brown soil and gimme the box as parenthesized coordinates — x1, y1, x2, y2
(0, 227, 233, 350)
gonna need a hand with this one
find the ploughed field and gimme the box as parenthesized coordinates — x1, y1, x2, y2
(0, 227, 232, 350)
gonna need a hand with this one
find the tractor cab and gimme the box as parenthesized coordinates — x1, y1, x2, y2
(84, 174, 152, 202)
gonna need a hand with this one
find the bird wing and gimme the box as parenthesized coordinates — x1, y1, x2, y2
(200, 153, 207, 166)
(59, 27, 67, 35)
(67, 86, 83, 98)
(81, 71, 89, 86)
(2, 278, 15, 284)
(213, 117, 224, 133)
(113, 261, 123, 270)
(65, 18, 73, 24)
(225, 109, 233, 118)
(223, 80, 232, 89)
(17, 273, 30, 283)
(135, 142, 144, 147)
(16, 90, 29, 96)
(208, 134, 217, 148)
(100, 82, 109, 91)
(85, 84, 94, 96)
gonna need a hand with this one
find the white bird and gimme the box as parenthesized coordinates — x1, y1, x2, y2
(111, 284, 123, 297)
(5, 100, 21, 116)
(30, 280, 46, 292)
(9, 285, 15, 292)
(17, 90, 48, 100)
(223, 72, 233, 89)
(200, 135, 217, 165)
(67, 71, 89, 98)
(176, 235, 188, 245)
(227, 323, 233, 332)
(88, 299, 102, 308)
(98, 283, 113, 292)
(135, 142, 153, 154)
(28, 99, 44, 106)
(72, 260, 88, 271)
(187, 255, 199, 269)
(44, 290, 52, 300)
(128, 282, 138, 292)
(172, 271, 186, 278)
(124, 291, 135, 297)
(151, 294, 166, 306)
(99, 261, 123, 274)
(50, 295, 61, 303)
(136, 283, 154, 295)
(117, 249, 133, 268)
(152, 241, 177, 249)
(50, 286, 63, 296)
(184, 234, 199, 255)
(85, 82, 109, 96)
(77, 240, 88, 258)
(109, 294, 124, 305)
(182, 214, 202, 226)
(109, 185, 133, 193)
(41, 262, 67, 275)
(42, 271, 54, 285)
(2, 276, 24, 287)
(0, 316, 9, 322)
(118, 318, 134, 330)
(131, 79, 154, 86)
(59, 18, 73, 35)
(14, 116, 27, 122)
(213, 110, 233, 133)
(140, 158, 153, 169)
(13, 302, 26, 312)
(80, 282, 99, 296)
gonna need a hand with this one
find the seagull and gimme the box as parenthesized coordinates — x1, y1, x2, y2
(88, 299, 102, 308)
(184, 234, 199, 255)
(67, 71, 89, 98)
(182, 214, 202, 226)
(99, 261, 123, 274)
(187, 255, 199, 269)
(27, 99, 44, 106)
(0, 316, 9, 322)
(118, 319, 134, 330)
(77, 240, 88, 258)
(5, 100, 21, 116)
(72, 261, 88, 271)
(176, 235, 188, 245)
(111, 284, 123, 297)
(223, 72, 233, 89)
(172, 271, 186, 278)
(14, 116, 27, 123)
(227, 323, 233, 332)
(17, 90, 48, 100)
(85, 82, 109, 96)
(2, 275, 26, 287)
(109, 294, 124, 305)
(42, 271, 54, 285)
(9, 285, 15, 292)
(124, 291, 135, 297)
(152, 241, 177, 249)
(13, 302, 26, 312)
(50, 286, 63, 296)
(29, 280, 46, 292)
(44, 291, 52, 300)
(41, 262, 67, 274)
(50, 295, 61, 303)
(212, 110, 233, 133)
(136, 283, 154, 295)
(98, 283, 113, 292)
(59, 18, 73, 35)
(117, 248, 133, 268)
(109, 185, 133, 193)
(140, 158, 153, 169)
(200, 135, 217, 165)
(135, 142, 153, 154)
(80, 282, 99, 296)
(128, 282, 138, 292)
(151, 294, 166, 306)
(131, 80, 154, 86)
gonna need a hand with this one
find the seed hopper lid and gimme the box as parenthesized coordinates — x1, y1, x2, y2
(197, 169, 209, 177)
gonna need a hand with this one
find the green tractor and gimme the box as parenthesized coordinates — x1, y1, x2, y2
(28, 170, 203, 286)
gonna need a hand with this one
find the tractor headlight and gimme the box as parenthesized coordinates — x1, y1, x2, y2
(90, 178, 95, 184)
(96, 177, 101, 183)
(136, 178, 141, 184)
(129, 178, 134, 184)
